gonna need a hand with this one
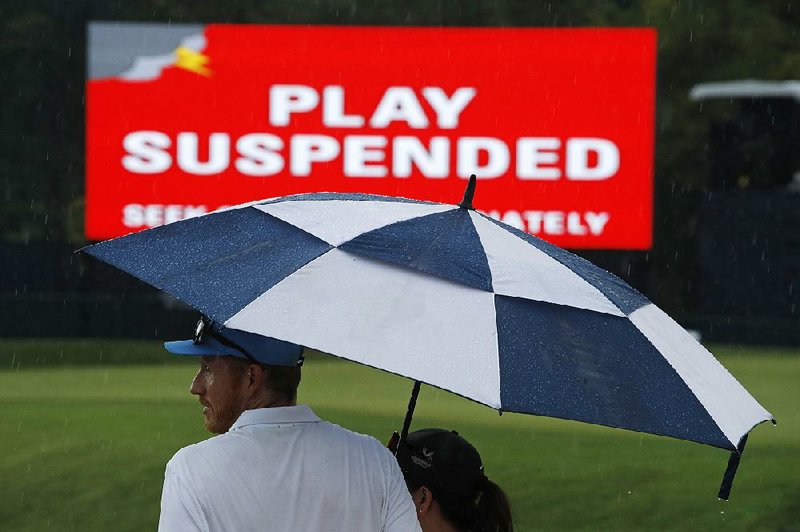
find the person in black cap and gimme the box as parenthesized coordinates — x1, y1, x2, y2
(395, 428, 513, 532)
(158, 317, 420, 532)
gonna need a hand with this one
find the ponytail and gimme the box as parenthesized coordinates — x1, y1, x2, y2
(432, 476, 513, 532)
(471, 477, 513, 532)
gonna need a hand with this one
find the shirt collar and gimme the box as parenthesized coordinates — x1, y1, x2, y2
(230, 404, 321, 431)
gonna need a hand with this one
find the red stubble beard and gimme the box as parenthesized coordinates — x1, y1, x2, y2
(201, 384, 247, 434)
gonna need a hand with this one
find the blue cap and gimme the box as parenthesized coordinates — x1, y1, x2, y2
(164, 318, 303, 367)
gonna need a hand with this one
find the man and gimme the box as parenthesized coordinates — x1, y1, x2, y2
(158, 317, 421, 531)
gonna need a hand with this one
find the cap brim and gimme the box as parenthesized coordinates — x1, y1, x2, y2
(163, 338, 247, 359)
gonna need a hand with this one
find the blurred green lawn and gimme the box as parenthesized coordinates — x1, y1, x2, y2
(1, 339, 798, 531)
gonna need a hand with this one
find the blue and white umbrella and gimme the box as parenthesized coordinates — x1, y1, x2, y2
(82, 177, 772, 499)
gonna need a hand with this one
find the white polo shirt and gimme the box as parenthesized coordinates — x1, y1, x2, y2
(158, 404, 421, 532)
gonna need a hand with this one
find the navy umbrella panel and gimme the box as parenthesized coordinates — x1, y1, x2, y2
(83, 188, 772, 498)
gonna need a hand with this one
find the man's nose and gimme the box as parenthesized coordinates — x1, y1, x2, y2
(189, 372, 203, 395)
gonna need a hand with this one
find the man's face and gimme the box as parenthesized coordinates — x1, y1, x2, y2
(190, 355, 249, 434)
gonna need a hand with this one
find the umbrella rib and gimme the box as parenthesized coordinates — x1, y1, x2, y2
(717, 434, 748, 501)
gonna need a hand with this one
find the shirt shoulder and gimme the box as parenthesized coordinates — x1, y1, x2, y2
(317, 421, 404, 479)
(165, 433, 231, 477)
(320, 421, 395, 456)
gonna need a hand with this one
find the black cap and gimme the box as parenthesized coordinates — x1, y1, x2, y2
(396, 428, 485, 500)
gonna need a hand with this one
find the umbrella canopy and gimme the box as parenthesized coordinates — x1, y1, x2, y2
(82, 179, 772, 498)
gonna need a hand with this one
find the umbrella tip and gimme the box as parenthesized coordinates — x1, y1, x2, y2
(458, 174, 477, 209)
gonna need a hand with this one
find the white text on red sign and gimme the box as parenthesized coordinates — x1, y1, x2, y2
(122, 84, 620, 181)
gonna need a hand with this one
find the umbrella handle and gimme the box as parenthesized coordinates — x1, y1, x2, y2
(395, 380, 422, 455)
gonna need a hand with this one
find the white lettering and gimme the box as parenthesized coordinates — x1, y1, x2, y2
(520, 210, 611, 236)
(566, 212, 588, 235)
(119, 124, 624, 187)
(235, 134, 284, 176)
(184, 206, 207, 218)
(123, 204, 208, 228)
(457, 137, 509, 178)
(370, 87, 428, 128)
(517, 138, 561, 180)
(270, 85, 319, 126)
(421, 87, 476, 128)
(176, 133, 229, 175)
(523, 211, 544, 233)
(163, 205, 184, 225)
(123, 204, 144, 227)
(500, 210, 524, 230)
(290, 134, 340, 176)
(585, 212, 610, 235)
(344, 136, 387, 177)
(323, 86, 365, 128)
(566, 138, 619, 180)
(393, 137, 449, 178)
(543, 211, 565, 234)
(146, 205, 162, 227)
(482, 210, 609, 238)
(122, 131, 171, 174)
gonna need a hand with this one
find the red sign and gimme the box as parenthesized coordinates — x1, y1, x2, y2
(86, 24, 656, 248)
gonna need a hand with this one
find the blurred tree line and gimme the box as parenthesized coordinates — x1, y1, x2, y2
(1, 0, 799, 329)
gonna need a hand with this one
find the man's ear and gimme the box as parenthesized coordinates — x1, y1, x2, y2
(415, 486, 434, 518)
(246, 363, 264, 391)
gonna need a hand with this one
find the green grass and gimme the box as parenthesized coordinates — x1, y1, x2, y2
(1, 340, 799, 530)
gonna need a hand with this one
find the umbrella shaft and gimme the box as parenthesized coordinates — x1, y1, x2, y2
(400, 381, 422, 444)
